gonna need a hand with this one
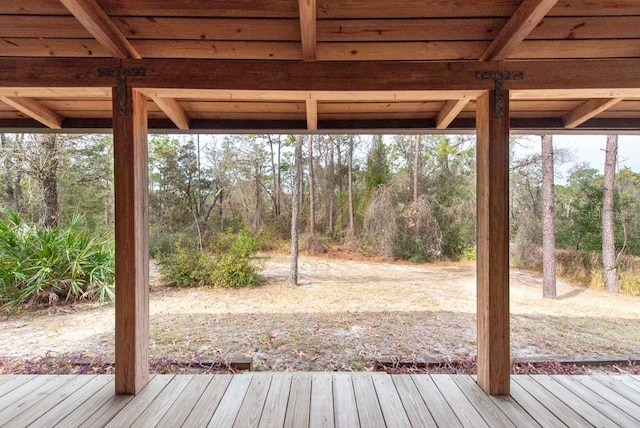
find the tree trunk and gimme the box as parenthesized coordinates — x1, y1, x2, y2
(347, 135, 355, 237)
(541, 135, 557, 299)
(39, 134, 59, 226)
(328, 136, 335, 236)
(603, 134, 619, 293)
(290, 135, 303, 286)
(413, 135, 420, 203)
(268, 135, 280, 217)
(1, 134, 24, 210)
(308, 135, 316, 236)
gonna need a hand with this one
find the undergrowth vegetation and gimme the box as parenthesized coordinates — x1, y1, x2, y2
(0, 212, 115, 311)
(513, 245, 640, 296)
(158, 230, 260, 288)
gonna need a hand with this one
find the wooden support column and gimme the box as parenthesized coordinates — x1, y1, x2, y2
(476, 89, 510, 396)
(113, 85, 150, 395)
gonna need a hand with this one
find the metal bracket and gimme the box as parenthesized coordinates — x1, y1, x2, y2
(476, 71, 523, 117)
(98, 67, 146, 116)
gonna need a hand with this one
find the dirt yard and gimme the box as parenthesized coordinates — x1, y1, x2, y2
(1, 252, 639, 372)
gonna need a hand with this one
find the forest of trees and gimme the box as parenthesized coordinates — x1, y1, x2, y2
(1, 132, 640, 298)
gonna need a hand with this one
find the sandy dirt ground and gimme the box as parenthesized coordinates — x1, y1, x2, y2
(1, 252, 638, 371)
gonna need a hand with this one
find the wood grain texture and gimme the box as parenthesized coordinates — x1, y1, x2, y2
(284, 373, 312, 428)
(436, 99, 469, 129)
(233, 374, 272, 428)
(29, 376, 111, 428)
(476, 90, 510, 396)
(59, 0, 141, 59)
(182, 375, 233, 426)
(113, 87, 150, 395)
(208, 374, 252, 427)
(480, 0, 559, 61)
(299, 0, 317, 61)
(332, 374, 359, 428)
(563, 97, 623, 128)
(305, 99, 318, 130)
(258, 373, 292, 428)
(310, 373, 334, 428)
(0, 96, 63, 128)
(150, 96, 190, 129)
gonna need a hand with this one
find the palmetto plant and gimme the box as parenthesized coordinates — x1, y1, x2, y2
(0, 212, 114, 312)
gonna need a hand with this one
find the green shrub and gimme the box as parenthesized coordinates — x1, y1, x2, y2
(0, 212, 114, 311)
(213, 255, 259, 288)
(160, 232, 260, 288)
(158, 243, 216, 287)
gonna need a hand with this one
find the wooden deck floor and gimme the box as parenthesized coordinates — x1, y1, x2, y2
(0, 373, 639, 427)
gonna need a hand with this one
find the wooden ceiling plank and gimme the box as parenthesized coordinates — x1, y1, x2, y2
(436, 99, 469, 130)
(480, 0, 559, 61)
(0, 96, 63, 128)
(305, 99, 318, 130)
(149, 96, 190, 130)
(563, 98, 624, 128)
(59, 0, 141, 59)
(298, 0, 317, 61)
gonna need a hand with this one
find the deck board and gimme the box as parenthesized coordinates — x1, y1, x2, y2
(512, 375, 589, 428)
(54, 376, 116, 427)
(0, 374, 637, 427)
(258, 373, 292, 428)
(431, 375, 491, 428)
(550, 375, 640, 426)
(208, 374, 253, 427)
(310, 373, 335, 428)
(234, 373, 272, 428)
(372, 373, 411, 428)
(392, 374, 438, 428)
(3, 375, 93, 426)
(452, 375, 523, 427)
(411, 374, 463, 427)
(332, 373, 360, 428)
(531, 375, 615, 426)
(131, 374, 194, 427)
(284, 373, 312, 428)
(352, 374, 385, 428)
(182, 374, 233, 427)
(0, 375, 77, 422)
(155, 374, 214, 427)
(571, 375, 640, 422)
(30, 375, 111, 428)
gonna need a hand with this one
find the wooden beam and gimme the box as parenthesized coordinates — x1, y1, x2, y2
(436, 99, 469, 130)
(476, 89, 510, 396)
(562, 98, 624, 129)
(298, 0, 316, 61)
(0, 96, 62, 128)
(149, 96, 189, 130)
(113, 86, 149, 395)
(59, 0, 141, 59)
(2, 58, 640, 91)
(480, 0, 559, 61)
(305, 99, 318, 130)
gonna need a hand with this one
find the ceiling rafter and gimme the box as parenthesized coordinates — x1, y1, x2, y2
(305, 99, 318, 130)
(563, 97, 624, 128)
(149, 96, 190, 130)
(436, 99, 470, 130)
(480, 0, 559, 61)
(59, 0, 141, 59)
(298, 0, 317, 61)
(0, 96, 63, 128)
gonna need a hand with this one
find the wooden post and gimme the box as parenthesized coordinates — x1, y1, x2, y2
(113, 85, 150, 395)
(476, 89, 510, 395)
